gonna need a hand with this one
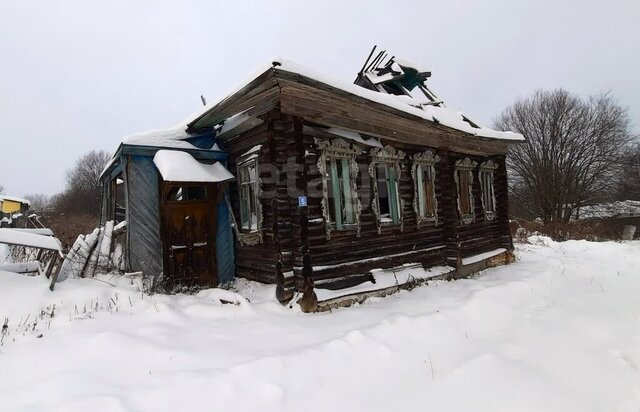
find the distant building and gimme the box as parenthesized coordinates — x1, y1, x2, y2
(573, 200, 640, 239)
(0, 195, 31, 227)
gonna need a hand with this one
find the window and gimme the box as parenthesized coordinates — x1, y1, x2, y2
(113, 173, 126, 224)
(369, 146, 405, 233)
(479, 160, 498, 221)
(316, 138, 361, 239)
(326, 157, 357, 228)
(374, 163, 400, 223)
(237, 158, 259, 231)
(454, 158, 477, 225)
(166, 185, 207, 202)
(412, 151, 439, 226)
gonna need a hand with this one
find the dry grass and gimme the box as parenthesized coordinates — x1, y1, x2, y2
(510, 218, 633, 242)
(42, 214, 99, 250)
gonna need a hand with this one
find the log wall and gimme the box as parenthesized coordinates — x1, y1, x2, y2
(221, 108, 513, 293)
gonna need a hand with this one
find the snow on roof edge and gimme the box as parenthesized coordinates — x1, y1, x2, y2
(0, 195, 31, 206)
(153, 150, 235, 183)
(183, 56, 523, 142)
(271, 57, 524, 142)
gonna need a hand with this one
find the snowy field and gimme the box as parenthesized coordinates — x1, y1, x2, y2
(1, 237, 640, 411)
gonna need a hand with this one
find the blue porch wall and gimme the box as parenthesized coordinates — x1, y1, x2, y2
(104, 138, 235, 285)
(216, 190, 235, 284)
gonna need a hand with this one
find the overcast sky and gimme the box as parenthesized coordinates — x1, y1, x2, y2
(0, 0, 638, 196)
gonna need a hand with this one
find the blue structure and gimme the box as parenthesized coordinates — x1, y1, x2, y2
(100, 127, 235, 289)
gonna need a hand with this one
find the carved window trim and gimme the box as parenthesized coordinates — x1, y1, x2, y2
(479, 160, 498, 222)
(369, 145, 406, 234)
(454, 158, 477, 225)
(412, 151, 440, 227)
(316, 138, 362, 240)
(236, 151, 263, 245)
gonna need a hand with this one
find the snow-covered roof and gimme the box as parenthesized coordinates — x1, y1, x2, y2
(122, 126, 205, 150)
(188, 57, 523, 142)
(574, 200, 640, 220)
(101, 125, 225, 178)
(274, 58, 523, 141)
(0, 195, 31, 206)
(153, 150, 235, 183)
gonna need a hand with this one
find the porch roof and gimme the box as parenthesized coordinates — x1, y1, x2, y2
(153, 150, 235, 183)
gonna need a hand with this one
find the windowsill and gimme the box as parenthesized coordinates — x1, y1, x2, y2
(379, 220, 401, 227)
(330, 223, 359, 232)
(417, 216, 438, 225)
(238, 230, 261, 245)
(484, 211, 496, 221)
(459, 214, 475, 225)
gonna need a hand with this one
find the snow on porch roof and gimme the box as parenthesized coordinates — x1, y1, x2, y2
(153, 150, 235, 183)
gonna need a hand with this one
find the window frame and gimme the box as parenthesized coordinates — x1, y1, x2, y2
(479, 160, 498, 221)
(236, 153, 262, 245)
(316, 138, 361, 239)
(454, 158, 478, 225)
(369, 145, 406, 234)
(411, 151, 440, 227)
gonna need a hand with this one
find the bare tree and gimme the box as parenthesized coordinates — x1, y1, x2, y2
(495, 89, 633, 223)
(616, 143, 640, 200)
(23, 193, 51, 213)
(55, 150, 111, 215)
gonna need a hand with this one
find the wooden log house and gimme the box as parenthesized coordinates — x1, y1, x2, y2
(100, 49, 524, 310)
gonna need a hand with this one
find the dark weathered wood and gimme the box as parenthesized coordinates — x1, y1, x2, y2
(199, 74, 516, 299)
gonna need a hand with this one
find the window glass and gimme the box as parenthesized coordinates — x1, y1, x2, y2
(458, 170, 472, 215)
(166, 186, 207, 202)
(480, 167, 496, 218)
(327, 158, 356, 229)
(374, 163, 400, 224)
(238, 159, 259, 231)
(186, 186, 206, 201)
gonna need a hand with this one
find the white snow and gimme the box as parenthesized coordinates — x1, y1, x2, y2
(219, 110, 253, 135)
(240, 144, 263, 159)
(2, 237, 640, 411)
(8, 228, 55, 236)
(325, 127, 383, 148)
(0, 228, 62, 252)
(0, 194, 31, 206)
(185, 58, 524, 142)
(315, 264, 453, 301)
(574, 200, 640, 220)
(461, 247, 507, 265)
(153, 150, 235, 183)
(0, 261, 41, 274)
(272, 58, 524, 141)
(121, 126, 201, 150)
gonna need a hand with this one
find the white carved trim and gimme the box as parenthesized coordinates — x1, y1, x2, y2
(479, 160, 498, 222)
(237, 155, 263, 244)
(316, 138, 361, 239)
(369, 145, 405, 231)
(454, 158, 477, 225)
(412, 151, 440, 228)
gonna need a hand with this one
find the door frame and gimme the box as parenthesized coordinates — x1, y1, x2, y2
(158, 180, 223, 288)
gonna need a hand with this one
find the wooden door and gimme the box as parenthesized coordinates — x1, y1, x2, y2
(161, 183, 219, 287)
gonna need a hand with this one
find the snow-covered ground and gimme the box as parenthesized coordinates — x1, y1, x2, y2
(2, 237, 640, 411)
